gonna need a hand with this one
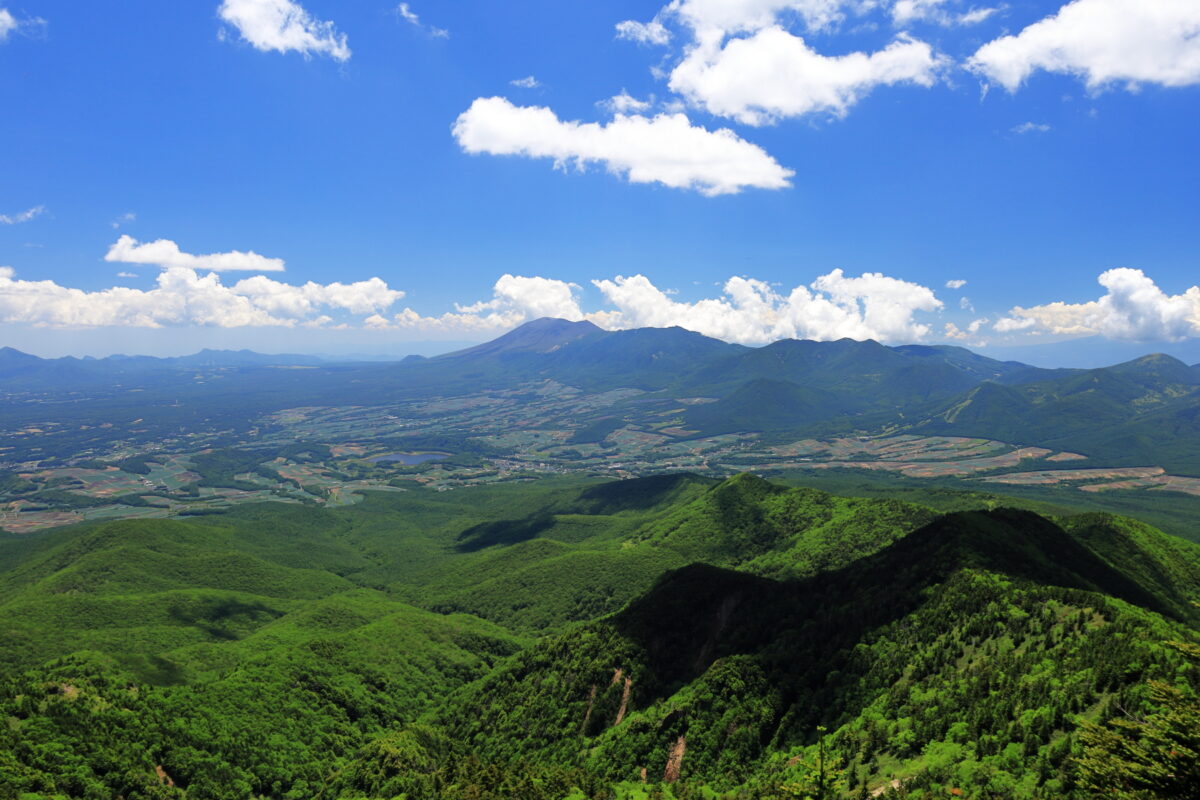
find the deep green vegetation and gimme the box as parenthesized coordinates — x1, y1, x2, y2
(0, 472, 1198, 799)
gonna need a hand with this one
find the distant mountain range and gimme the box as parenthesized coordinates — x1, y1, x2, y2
(6, 318, 1200, 473)
(0, 346, 325, 386)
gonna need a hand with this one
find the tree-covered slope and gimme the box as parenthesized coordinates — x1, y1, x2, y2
(434, 508, 1200, 798)
(631, 473, 937, 578)
(1, 474, 1198, 799)
(912, 354, 1200, 472)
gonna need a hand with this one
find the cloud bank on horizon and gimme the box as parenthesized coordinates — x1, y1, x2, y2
(5, 236, 1198, 346)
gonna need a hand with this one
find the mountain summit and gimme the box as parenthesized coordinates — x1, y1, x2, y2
(438, 317, 603, 359)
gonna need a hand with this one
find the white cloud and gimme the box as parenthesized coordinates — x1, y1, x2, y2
(0, 8, 44, 41)
(945, 278, 966, 289)
(105, 235, 286, 273)
(0, 9, 17, 40)
(594, 270, 942, 343)
(0, 267, 404, 328)
(995, 268, 1200, 341)
(111, 212, 137, 229)
(969, 0, 1200, 91)
(457, 274, 584, 320)
(617, 1, 945, 125)
(218, 0, 350, 61)
(389, 269, 942, 344)
(452, 96, 793, 196)
(946, 317, 989, 339)
(510, 75, 541, 89)
(0, 205, 45, 225)
(1012, 121, 1051, 133)
(616, 18, 672, 45)
(600, 90, 653, 114)
(892, 0, 1000, 27)
(957, 6, 1000, 25)
(396, 3, 448, 38)
(668, 27, 944, 124)
(666, 0, 849, 38)
(386, 274, 586, 333)
(116, 271, 138, 279)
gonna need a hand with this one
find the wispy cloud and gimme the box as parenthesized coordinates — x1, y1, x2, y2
(396, 3, 448, 38)
(1012, 121, 1051, 134)
(111, 212, 137, 230)
(0, 8, 46, 42)
(510, 75, 540, 89)
(615, 18, 670, 46)
(0, 205, 46, 225)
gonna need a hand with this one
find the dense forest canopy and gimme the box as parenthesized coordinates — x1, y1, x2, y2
(1, 474, 1197, 799)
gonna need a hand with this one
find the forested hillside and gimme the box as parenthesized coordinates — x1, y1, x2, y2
(1, 475, 1197, 799)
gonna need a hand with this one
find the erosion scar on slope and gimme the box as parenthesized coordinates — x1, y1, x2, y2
(580, 684, 597, 733)
(664, 735, 686, 783)
(615, 674, 633, 725)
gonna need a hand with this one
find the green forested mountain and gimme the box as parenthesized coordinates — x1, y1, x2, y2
(910, 354, 1200, 470)
(1, 474, 1198, 799)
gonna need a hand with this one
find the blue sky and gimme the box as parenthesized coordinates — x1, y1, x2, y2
(0, 0, 1198, 358)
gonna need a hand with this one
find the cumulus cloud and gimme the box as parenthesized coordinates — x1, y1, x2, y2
(510, 75, 541, 89)
(105, 235, 286, 273)
(945, 278, 967, 289)
(382, 269, 942, 344)
(668, 27, 943, 124)
(395, 3, 448, 38)
(0, 205, 45, 225)
(0, 267, 404, 328)
(1012, 121, 1051, 133)
(116, 271, 138, 279)
(612, 1, 945, 125)
(452, 96, 793, 196)
(995, 268, 1200, 341)
(592, 269, 943, 343)
(969, 0, 1200, 91)
(218, 0, 350, 61)
(616, 18, 672, 45)
(384, 274, 586, 333)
